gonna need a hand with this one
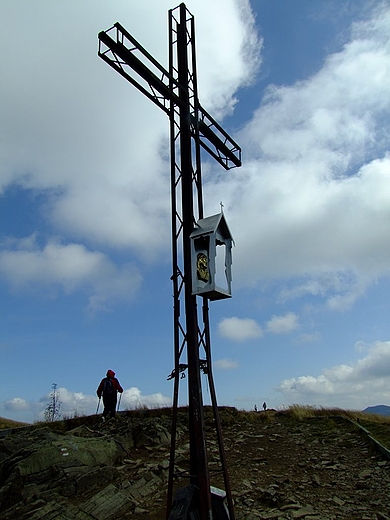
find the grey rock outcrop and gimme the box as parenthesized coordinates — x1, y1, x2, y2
(1, 409, 390, 519)
(0, 415, 172, 519)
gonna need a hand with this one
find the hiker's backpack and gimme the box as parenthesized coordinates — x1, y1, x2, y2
(103, 377, 115, 397)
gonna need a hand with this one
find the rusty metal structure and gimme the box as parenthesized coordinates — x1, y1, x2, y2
(98, 4, 241, 518)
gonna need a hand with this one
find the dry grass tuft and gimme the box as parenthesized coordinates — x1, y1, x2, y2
(0, 417, 30, 430)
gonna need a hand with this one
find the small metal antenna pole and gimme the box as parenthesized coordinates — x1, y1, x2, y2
(98, 4, 241, 518)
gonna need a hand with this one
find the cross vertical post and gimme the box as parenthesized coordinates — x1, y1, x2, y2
(168, 6, 210, 516)
(175, 5, 212, 516)
(98, 3, 241, 518)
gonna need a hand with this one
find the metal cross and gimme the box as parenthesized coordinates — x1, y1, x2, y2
(98, 4, 241, 518)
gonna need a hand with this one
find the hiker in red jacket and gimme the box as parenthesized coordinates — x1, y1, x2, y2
(97, 369, 123, 421)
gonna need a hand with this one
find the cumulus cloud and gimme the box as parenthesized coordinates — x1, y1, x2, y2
(45, 386, 172, 417)
(0, 236, 142, 313)
(266, 313, 300, 335)
(214, 358, 239, 370)
(0, 0, 260, 257)
(204, 3, 390, 309)
(1, 1, 390, 314)
(193, 0, 262, 118)
(1, 386, 172, 422)
(217, 313, 301, 342)
(5, 397, 29, 411)
(0, 0, 262, 327)
(297, 332, 321, 344)
(38, 387, 98, 419)
(218, 317, 263, 342)
(277, 340, 390, 409)
(121, 387, 171, 410)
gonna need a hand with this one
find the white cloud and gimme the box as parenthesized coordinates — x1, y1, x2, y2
(192, 0, 262, 118)
(352, 341, 390, 380)
(39, 387, 98, 419)
(5, 397, 29, 411)
(204, 3, 390, 310)
(49, 386, 171, 417)
(266, 313, 299, 335)
(1, 386, 172, 422)
(298, 332, 321, 344)
(0, 0, 260, 258)
(218, 317, 263, 342)
(277, 340, 390, 409)
(0, 236, 142, 313)
(121, 387, 171, 410)
(214, 358, 239, 370)
(1, 1, 390, 314)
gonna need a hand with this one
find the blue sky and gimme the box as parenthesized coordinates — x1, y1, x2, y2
(2, 0, 390, 423)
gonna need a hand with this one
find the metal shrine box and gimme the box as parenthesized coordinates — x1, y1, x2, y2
(190, 212, 233, 301)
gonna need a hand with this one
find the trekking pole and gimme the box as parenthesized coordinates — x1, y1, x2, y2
(96, 397, 101, 415)
(117, 393, 122, 412)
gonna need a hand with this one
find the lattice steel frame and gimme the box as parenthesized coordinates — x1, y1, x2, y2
(167, 5, 236, 519)
(98, 4, 241, 518)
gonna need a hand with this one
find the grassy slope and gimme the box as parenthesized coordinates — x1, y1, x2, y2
(278, 404, 390, 450)
(0, 417, 30, 430)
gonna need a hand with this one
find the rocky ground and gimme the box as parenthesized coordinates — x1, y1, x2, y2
(0, 408, 390, 519)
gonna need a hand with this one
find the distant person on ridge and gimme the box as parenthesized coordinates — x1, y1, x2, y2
(263, 402, 267, 411)
(97, 369, 123, 421)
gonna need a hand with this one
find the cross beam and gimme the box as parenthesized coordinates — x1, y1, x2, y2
(99, 4, 241, 519)
(98, 22, 241, 170)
